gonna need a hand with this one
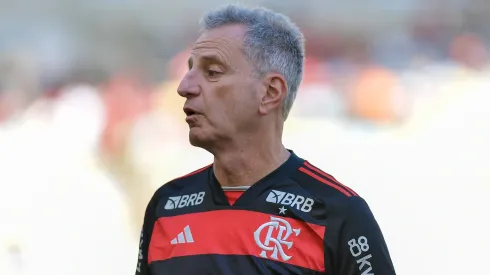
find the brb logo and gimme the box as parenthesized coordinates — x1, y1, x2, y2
(266, 190, 314, 213)
(254, 216, 301, 262)
(164, 192, 205, 210)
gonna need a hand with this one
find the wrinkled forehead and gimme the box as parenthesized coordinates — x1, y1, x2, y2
(190, 25, 247, 63)
(197, 24, 246, 46)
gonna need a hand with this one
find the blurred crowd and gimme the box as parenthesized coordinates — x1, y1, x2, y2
(0, 1, 489, 275)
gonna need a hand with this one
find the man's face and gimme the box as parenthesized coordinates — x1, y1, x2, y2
(177, 24, 264, 149)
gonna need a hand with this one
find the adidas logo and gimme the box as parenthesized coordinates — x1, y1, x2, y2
(170, 225, 194, 244)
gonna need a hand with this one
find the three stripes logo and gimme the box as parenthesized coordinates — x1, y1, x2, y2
(170, 225, 194, 244)
(299, 161, 358, 197)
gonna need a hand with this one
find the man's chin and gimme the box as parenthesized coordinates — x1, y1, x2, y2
(188, 129, 210, 149)
(188, 135, 203, 147)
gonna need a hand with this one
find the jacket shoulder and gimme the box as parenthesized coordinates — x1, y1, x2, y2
(291, 160, 360, 202)
(151, 164, 213, 200)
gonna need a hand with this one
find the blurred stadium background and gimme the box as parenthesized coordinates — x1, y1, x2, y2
(0, 0, 489, 274)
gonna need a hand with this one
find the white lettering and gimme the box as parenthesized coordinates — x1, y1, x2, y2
(348, 238, 362, 257)
(300, 198, 314, 212)
(290, 195, 305, 209)
(178, 195, 190, 208)
(164, 192, 206, 210)
(281, 193, 295, 205)
(357, 254, 373, 274)
(188, 193, 197, 206)
(265, 190, 315, 213)
(358, 236, 370, 252)
(136, 230, 144, 273)
(349, 236, 374, 274)
(195, 192, 205, 205)
(361, 266, 374, 275)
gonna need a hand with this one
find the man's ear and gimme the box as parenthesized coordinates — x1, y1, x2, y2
(258, 73, 288, 116)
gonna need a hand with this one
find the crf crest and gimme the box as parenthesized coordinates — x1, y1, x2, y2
(254, 216, 301, 261)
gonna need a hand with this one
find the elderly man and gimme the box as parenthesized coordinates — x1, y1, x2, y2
(136, 4, 396, 275)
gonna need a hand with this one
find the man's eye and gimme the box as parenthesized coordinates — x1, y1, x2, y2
(208, 70, 221, 77)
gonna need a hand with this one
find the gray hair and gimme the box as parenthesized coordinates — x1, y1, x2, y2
(200, 4, 305, 120)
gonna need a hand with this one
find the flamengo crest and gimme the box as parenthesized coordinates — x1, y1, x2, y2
(254, 216, 301, 261)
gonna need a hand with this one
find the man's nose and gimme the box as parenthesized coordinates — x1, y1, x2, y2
(177, 71, 200, 98)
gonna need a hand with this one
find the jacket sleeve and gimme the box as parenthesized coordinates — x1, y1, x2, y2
(135, 195, 158, 275)
(327, 197, 396, 275)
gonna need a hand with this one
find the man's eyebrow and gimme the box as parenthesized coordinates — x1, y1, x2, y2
(188, 54, 225, 69)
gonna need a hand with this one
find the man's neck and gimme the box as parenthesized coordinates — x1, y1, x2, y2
(212, 141, 290, 188)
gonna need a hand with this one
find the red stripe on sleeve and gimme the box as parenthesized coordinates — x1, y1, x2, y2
(149, 210, 326, 272)
(175, 164, 212, 180)
(299, 167, 352, 197)
(304, 161, 358, 196)
(303, 162, 358, 196)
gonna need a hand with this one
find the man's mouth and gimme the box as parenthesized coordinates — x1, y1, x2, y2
(183, 107, 199, 116)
